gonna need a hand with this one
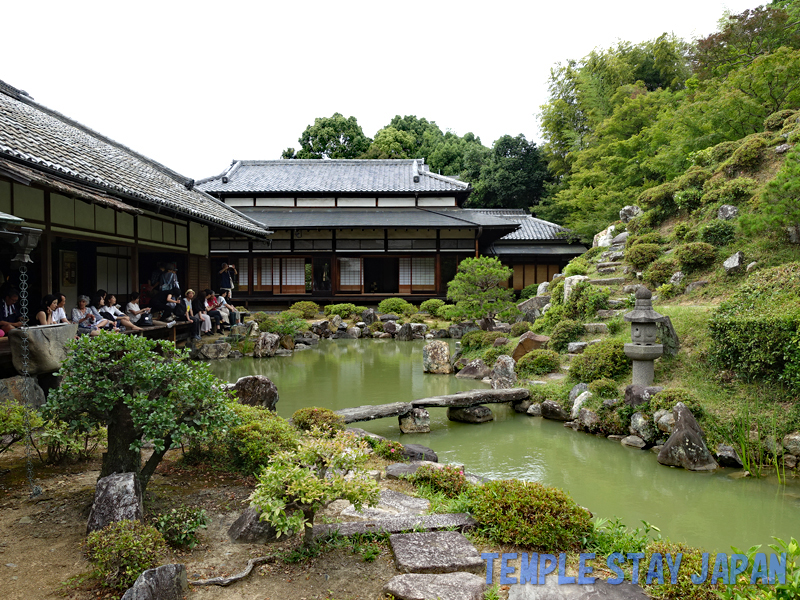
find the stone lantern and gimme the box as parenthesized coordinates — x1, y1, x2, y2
(623, 287, 664, 387)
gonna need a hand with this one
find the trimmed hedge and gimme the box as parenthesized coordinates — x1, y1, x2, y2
(626, 243, 662, 270)
(570, 339, 629, 382)
(516, 349, 561, 378)
(675, 242, 716, 272)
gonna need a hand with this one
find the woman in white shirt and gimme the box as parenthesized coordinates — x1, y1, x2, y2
(125, 291, 151, 325)
(104, 294, 142, 331)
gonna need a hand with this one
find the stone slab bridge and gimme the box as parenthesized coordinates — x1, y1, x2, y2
(336, 388, 530, 433)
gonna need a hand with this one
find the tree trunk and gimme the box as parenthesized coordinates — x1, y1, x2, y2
(138, 435, 171, 496)
(101, 400, 141, 481)
(302, 505, 316, 547)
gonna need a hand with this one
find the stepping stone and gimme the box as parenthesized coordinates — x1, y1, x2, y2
(508, 575, 649, 599)
(336, 402, 412, 423)
(341, 489, 430, 519)
(385, 461, 440, 480)
(390, 531, 483, 574)
(313, 513, 476, 539)
(384, 572, 486, 600)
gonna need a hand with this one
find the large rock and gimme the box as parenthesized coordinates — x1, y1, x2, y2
(593, 224, 616, 248)
(656, 315, 680, 356)
(511, 331, 550, 362)
(447, 321, 479, 339)
(620, 205, 643, 223)
(455, 359, 491, 380)
(629, 412, 656, 444)
(310, 319, 330, 337)
(447, 406, 494, 423)
(0, 375, 46, 408)
(120, 564, 187, 600)
(611, 231, 629, 246)
(423, 341, 452, 374)
(569, 383, 589, 403)
(396, 323, 415, 341)
(399, 408, 431, 434)
(87, 473, 143, 534)
(252, 332, 280, 358)
(490, 355, 516, 389)
(537, 282, 550, 296)
(384, 321, 398, 335)
(783, 432, 800, 456)
(227, 506, 279, 543)
(571, 391, 592, 419)
(229, 375, 279, 411)
(564, 275, 589, 302)
(342, 490, 429, 520)
(584, 322, 608, 334)
(577, 408, 600, 432)
(622, 435, 646, 449)
(657, 403, 719, 471)
(412, 388, 530, 408)
(716, 444, 743, 468)
(9, 324, 78, 376)
(723, 251, 746, 275)
(718, 205, 739, 220)
(362, 308, 379, 325)
(337, 402, 413, 424)
(390, 531, 483, 574)
(402, 444, 438, 462)
(384, 572, 486, 600)
(345, 326, 361, 339)
(669, 271, 685, 286)
(199, 342, 231, 360)
(541, 400, 570, 421)
(624, 385, 662, 408)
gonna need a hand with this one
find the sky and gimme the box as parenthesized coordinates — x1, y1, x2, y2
(3, 0, 763, 180)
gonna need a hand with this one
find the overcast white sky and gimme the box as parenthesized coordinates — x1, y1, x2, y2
(3, 0, 762, 179)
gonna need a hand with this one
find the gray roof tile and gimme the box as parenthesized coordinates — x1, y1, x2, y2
(197, 159, 471, 195)
(0, 80, 267, 237)
(465, 209, 567, 241)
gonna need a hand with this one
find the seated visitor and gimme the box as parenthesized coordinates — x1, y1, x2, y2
(34, 294, 58, 326)
(126, 292, 151, 325)
(52, 293, 70, 323)
(103, 294, 143, 331)
(89, 295, 117, 331)
(176, 289, 202, 341)
(72, 295, 104, 336)
(216, 289, 239, 328)
(0, 289, 22, 334)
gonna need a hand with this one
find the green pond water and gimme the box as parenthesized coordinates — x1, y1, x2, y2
(210, 338, 800, 552)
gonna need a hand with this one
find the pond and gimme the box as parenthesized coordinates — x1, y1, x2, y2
(210, 338, 800, 553)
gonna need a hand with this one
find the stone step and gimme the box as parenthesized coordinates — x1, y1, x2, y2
(384, 572, 486, 600)
(411, 387, 529, 408)
(336, 402, 413, 423)
(596, 261, 622, 268)
(390, 531, 483, 574)
(587, 278, 626, 286)
(312, 513, 477, 539)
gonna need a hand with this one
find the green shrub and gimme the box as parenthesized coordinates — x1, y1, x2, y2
(324, 303, 358, 319)
(588, 378, 619, 398)
(583, 246, 605, 260)
(482, 342, 515, 366)
(377, 297, 414, 315)
(516, 350, 561, 378)
(467, 479, 591, 551)
(409, 312, 427, 322)
(637, 181, 677, 211)
(565, 281, 610, 320)
(671, 222, 692, 242)
(290, 301, 321, 319)
(519, 283, 539, 300)
(648, 388, 704, 418)
(1, 400, 43, 457)
(643, 258, 678, 287)
(570, 339, 629, 382)
(461, 330, 506, 352)
(626, 232, 663, 248)
(676, 165, 713, 189)
(407, 464, 471, 498)
(764, 109, 797, 131)
(655, 283, 679, 299)
(675, 242, 716, 272)
(353, 305, 368, 315)
(280, 309, 304, 321)
(644, 541, 723, 600)
(701, 176, 758, 205)
(154, 506, 209, 549)
(368, 321, 384, 333)
(261, 313, 307, 336)
(673, 187, 703, 212)
(228, 405, 299, 474)
(549, 319, 585, 353)
(292, 406, 346, 435)
(363, 436, 407, 461)
(36, 419, 105, 465)
(420, 299, 445, 315)
(626, 243, 662, 270)
(563, 257, 589, 276)
(690, 140, 740, 168)
(85, 520, 167, 591)
(720, 134, 767, 175)
(436, 304, 460, 320)
(510, 322, 532, 337)
(699, 220, 736, 247)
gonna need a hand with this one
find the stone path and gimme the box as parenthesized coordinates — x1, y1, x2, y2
(311, 513, 476, 539)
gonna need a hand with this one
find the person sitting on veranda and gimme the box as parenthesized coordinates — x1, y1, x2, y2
(72, 295, 104, 336)
(0, 289, 22, 335)
(89, 295, 118, 331)
(34, 294, 58, 326)
(52, 293, 70, 324)
(190, 290, 215, 335)
(216, 289, 240, 328)
(203, 289, 224, 335)
(102, 294, 143, 332)
(176, 289, 202, 341)
(126, 291, 151, 326)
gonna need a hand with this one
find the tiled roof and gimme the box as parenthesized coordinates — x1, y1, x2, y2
(237, 207, 517, 230)
(0, 80, 267, 237)
(197, 159, 472, 195)
(466, 209, 567, 241)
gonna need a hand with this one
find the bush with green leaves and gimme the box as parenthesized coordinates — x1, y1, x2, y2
(461, 330, 506, 352)
(742, 148, 800, 238)
(670, 222, 693, 242)
(446, 256, 515, 321)
(570, 339, 629, 382)
(643, 257, 678, 287)
(292, 406, 345, 435)
(407, 464, 470, 498)
(482, 342, 515, 367)
(690, 140, 740, 168)
(510, 322, 532, 337)
(43, 333, 234, 494)
(467, 479, 591, 551)
(720, 134, 767, 175)
(363, 436, 406, 461)
(625, 243, 662, 270)
(626, 232, 663, 248)
(290, 301, 321, 319)
(436, 304, 460, 320)
(228, 405, 300, 474)
(673, 187, 703, 212)
(516, 350, 560, 378)
(250, 431, 380, 547)
(647, 388, 705, 418)
(588, 378, 619, 399)
(564, 281, 610, 321)
(154, 506, 209, 549)
(36, 419, 105, 464)
(368, 321, 384, 334)
(563, 257, 589, 276)
(519, 283, 539, 300)
(699, 220, 736, 246)
(655, 283, 679, 299)
(420, 298, 445, 315)
(637, 180, 677, 211)
(674, 242, 716, 272)
(324, 303, 358, 319)
(1, 400, 43, 456)
(259, 312, 307, 337)
(85, 520, 167, 591)
(548, 319, 585, 353)
(377, 297, 414, 316)
(701, 176, 757, 205)
(586, 517, 657, 555)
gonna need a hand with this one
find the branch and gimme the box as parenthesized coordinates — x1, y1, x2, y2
(189, 556, 276, 587)
(139, 434, 172, 492)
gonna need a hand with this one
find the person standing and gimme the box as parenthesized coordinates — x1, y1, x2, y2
(219, 262, 237, 299)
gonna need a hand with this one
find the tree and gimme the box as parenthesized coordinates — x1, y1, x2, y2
(295, 113, 371, 159)
(446, 256, 515, 321)
(465, 134, 549, 210)
(43, 333, 235, 493)
(361, 126, 416, 158)
(743, 147, 800, 236)
(249, 429, 380, 547)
